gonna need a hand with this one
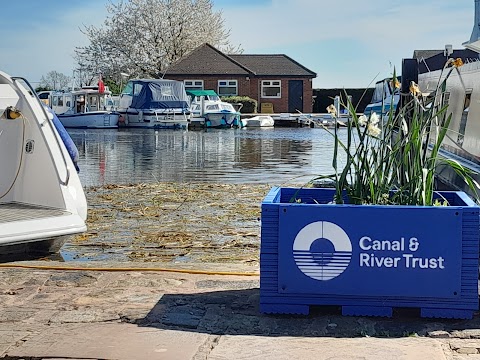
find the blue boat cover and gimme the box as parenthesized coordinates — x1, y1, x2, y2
(46, 107, 80, 172)
(130, 79, 190, 110)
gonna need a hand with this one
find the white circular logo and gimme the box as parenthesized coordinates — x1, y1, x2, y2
(293, 221, 352, 281)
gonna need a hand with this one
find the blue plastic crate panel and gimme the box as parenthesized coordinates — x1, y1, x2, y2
(260, 187, 480, 319)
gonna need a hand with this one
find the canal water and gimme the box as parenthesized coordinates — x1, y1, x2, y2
(56, 127, 349, 262)
(70, 127, 350, 187)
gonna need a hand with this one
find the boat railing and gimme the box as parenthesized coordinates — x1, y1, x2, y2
(154, 109, 189, 124)
(12, 77, 70, 186)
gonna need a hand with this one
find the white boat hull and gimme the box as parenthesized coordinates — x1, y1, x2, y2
(204, 112, 244, 128)
(58, 111, 119, 129)
(0, 71, 87, 254)
(245, 115, 274, 127)
(119, 111, 188, 129)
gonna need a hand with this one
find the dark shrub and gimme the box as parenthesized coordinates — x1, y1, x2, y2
(221, 96, 257, 113)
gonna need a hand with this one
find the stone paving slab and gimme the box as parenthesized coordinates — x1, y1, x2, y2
(6, 323, 209, 360)
(207, 336, 447, 360)
(0, 260, 480, 359)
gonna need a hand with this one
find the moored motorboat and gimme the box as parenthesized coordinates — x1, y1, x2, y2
(50, 86, 119, 129)
(187, 89, 244, 129)
(245, 115, 274, 127)
(363, 77, 400, 121)
(0, 70, 87, 255)
(117, 79, 190, 129)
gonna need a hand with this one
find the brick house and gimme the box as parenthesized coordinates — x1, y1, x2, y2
(164, 43, 317, 113)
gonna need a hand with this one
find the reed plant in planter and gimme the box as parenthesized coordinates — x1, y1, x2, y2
(260, 60, 480, 319)
(315, 63, 478, 206)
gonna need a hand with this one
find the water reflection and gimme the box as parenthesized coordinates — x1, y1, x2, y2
(68, 128, 348, 187)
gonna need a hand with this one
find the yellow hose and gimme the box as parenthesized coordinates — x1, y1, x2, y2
(0, 263, 259, 276)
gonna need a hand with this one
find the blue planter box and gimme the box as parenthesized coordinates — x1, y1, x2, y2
(260, 187, 480, 319)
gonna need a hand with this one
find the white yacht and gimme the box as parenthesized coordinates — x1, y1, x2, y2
(0, 70, 87, 255)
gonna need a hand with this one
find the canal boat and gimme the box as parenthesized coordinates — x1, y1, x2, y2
(51, 86, 119, 129)
(0, 70, 87, 255)
(417, 59, 480, 200)
(117, 79, 190, 129)
(415, 0, 480, 200)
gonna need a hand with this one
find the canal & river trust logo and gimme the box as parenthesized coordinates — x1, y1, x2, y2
(293, 221, 352, 281)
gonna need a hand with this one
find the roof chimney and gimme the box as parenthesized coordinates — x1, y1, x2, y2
(464, 0, 480, 52)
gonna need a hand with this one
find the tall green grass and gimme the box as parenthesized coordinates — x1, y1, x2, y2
(316, 62, 478, 206)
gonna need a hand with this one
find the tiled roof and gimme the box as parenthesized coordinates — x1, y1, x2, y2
(230, 54, 316, 77)
(165, 44, 251, 76)
(165, 43, 316, 78)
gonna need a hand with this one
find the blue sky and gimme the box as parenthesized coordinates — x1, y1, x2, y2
(0, 0, 475, 88)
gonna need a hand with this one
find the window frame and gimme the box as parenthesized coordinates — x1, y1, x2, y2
(261, 80, 281, 98)
(217, 80, 238, 96)
(184, 80, 204, 91)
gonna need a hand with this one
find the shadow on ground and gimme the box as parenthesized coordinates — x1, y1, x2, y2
(137, 279, 480, 338)
(0, 252, 64, 264)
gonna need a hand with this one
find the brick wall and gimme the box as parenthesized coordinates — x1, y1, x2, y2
(167, 75, 314, 114)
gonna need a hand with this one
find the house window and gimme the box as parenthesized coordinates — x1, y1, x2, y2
(218, 80, 237, 96)
(261, 80, 281, 98)
(184, 80, 204, 91)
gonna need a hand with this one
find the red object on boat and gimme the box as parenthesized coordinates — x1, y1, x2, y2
(98, 76, 105, 94)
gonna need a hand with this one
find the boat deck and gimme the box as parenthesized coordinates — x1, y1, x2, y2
(0, 203, 69, 224)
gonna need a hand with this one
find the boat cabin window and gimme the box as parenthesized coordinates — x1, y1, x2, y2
(457, 91, 472, 146)
(100, 96, 106, 110)
(105, 98, 114, 110)
(122, 81, 133, 95)
(88, 95, 98, 111)
(37, 91, 51, 105)
(206, 104, 219, 111)
(160, 86, 174, 97)
(371, 80, 392, 104)
(76, 95, 86, 113)
(441, 92, 450, 111)
(52, 95, 64, 107)
(207, 95, 220, 101)
(221, 103, 234, 111)
(133, 83, 143, 96)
